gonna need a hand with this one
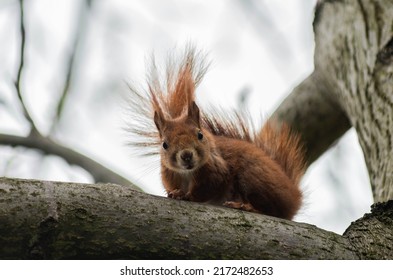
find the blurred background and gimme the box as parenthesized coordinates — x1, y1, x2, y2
(0, 0, 372, 233)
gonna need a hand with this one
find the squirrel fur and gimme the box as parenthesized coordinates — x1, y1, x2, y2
(128, 47, 306, 220)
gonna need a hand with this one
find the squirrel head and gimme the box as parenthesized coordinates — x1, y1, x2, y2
(153, 101, 211, 173)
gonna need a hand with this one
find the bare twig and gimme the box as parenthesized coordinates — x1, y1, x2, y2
(50, 0, 92, 134)
(14, 0, 38, 134)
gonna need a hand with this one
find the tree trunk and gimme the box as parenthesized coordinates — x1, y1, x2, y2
(274, 0, 393, 202)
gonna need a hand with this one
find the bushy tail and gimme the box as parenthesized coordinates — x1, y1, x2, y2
(202, 111, 306, 186)
(257, 121, 306, 187)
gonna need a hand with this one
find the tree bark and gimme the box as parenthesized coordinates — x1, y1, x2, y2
(2, 177, 392, 260)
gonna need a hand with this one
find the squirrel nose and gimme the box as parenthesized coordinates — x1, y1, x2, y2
(180, 151, 193, 162)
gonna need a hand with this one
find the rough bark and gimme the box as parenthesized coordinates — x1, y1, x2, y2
(343, 201, 393, 259)
(2, 177, 392, 260)
(314, 0, 393, 202)
(273, 0, 393, 202)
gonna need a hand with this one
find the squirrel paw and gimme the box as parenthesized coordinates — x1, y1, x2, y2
(223, 201, 258, 212)
(168, 189, 189, 200)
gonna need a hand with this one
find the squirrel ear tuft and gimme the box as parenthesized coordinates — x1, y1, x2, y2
(154, 110, 166, 135)
(187, 101, 201, 128)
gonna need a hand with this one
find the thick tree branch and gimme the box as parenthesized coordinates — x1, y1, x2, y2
(272, 72, 351, 165)
(0, 134, 138, 189)
(0, 177, 359, 259)
(1, 177, 392, 259)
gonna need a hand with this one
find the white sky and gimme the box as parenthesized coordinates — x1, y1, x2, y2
(0, 0, 372, 234)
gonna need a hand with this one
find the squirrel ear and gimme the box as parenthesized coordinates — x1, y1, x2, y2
(187, 101, 201, 128)
(154, 110, 166, 135)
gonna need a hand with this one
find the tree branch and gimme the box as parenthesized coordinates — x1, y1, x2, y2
(0, 133, 138, 189)
(0, 177, 361, 259)
(272, 72, 352, 165)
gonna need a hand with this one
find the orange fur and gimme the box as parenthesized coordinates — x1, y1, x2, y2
(128, 47, 306, 220)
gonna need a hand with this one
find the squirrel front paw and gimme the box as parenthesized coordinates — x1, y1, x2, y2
(168, 189, 189, 200)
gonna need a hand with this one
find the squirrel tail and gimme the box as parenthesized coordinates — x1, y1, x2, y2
(202, 111, 306, 187)
(257, 121, 306, 187)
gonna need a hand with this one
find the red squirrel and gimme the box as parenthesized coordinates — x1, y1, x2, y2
(128, 47, 306, 220)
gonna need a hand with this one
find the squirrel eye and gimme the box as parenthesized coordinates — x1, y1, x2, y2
(197, 131, 203, 140)
(162, 142, 169, 150)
